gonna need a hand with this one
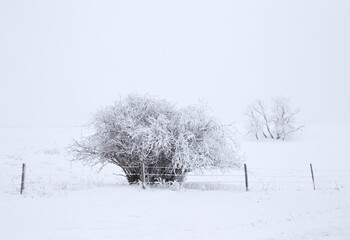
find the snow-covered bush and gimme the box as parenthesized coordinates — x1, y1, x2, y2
(246, 97, 303, 140)
(69, 94, 241, 184)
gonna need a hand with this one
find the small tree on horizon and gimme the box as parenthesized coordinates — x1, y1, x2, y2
(69, 94, 241, 184)
(246, 97, 303, 140)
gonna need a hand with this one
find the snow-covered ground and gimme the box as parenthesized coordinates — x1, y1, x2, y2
(1, 124, 350, 239)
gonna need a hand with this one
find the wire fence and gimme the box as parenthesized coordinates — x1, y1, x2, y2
(1, 163, 350, 195)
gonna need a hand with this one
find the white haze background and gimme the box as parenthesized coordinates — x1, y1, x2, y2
(1, 0, 349, 127)
(1, 2, 350, 239)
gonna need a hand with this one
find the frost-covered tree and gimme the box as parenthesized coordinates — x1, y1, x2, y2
(246, 97, 303, 140)
(270, 97, 304, 140)
(69, 94, 241, 184)
(246, 100, 274, 139)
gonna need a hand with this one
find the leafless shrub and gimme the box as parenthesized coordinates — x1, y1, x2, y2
(69, 94, 241, 184)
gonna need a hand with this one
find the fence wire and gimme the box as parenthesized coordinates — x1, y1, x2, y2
(1, 164, 350, 194)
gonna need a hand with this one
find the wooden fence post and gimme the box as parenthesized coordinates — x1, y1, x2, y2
(20, 163, 26, 194)
(310, 163, 315, 190)
(244, 164, 248, 191)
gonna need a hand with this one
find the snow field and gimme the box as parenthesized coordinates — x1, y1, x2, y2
(0, 124, 349, 239)
(1, 187, 349, 240)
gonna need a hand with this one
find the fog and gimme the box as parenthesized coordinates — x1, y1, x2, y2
(0, 0, 349, 127)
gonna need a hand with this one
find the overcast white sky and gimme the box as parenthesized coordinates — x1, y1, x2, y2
(0, 0, 349, 127)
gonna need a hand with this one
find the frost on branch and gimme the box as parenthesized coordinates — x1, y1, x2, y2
(246, 97, 304, 140)
(69, 94, 241, 184)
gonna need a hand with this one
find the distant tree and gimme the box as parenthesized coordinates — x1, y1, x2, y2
(246, 100, 274, 140)
(246, 97, 303, 140)
(69, 94, 241, 184)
